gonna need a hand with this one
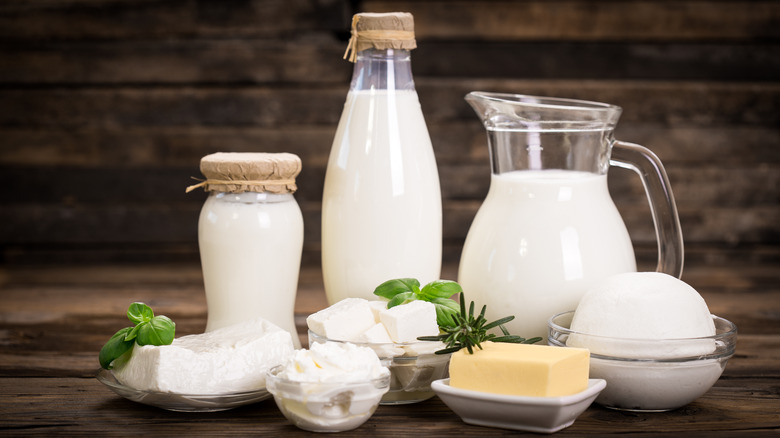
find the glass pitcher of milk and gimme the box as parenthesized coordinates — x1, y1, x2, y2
(322, 12, 442, 304)
(458, 92, 684, 340)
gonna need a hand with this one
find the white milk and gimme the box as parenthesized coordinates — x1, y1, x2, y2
(322, 90, 442, 303)
(199, 192, 303, 348)
(458, 170, 636, 340)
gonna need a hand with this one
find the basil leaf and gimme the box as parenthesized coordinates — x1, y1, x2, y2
(123, 321, 144, 341)
(127, 302, 154, 324)
(373, 278, 420, 300)
(431, 297, 460, 327)
(135, 315, 175, 346)
(387, 291, 417, 308)
(419, 280, 462, 300)
(99, 327, 135, 370)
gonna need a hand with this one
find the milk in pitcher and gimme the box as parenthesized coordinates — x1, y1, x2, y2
(458, 170, 637, 340)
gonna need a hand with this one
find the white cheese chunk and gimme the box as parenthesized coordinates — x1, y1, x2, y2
(379, 300, 440, 343)
(112, 317, 294, 394)
(401, 341, 447, 357)
(306, 298, 376, 341)
(356, 323, 393, 344)
(368, 301, 389, 323)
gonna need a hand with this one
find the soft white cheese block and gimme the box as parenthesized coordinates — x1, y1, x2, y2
(112, 317, 294, 394)
(379, 300, 440, 343)
(568, 272, 716, 358)
(306, 298, 376, 341)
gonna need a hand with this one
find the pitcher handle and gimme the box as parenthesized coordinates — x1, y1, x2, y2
(610, 141, 684, 278)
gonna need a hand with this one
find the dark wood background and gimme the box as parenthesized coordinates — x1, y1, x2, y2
(1, 0, 778, 270)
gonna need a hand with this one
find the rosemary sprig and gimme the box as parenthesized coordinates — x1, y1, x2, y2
(418, 292, 542, 355)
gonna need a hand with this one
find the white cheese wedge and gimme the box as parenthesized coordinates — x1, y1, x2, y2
(112, 317, 294, 394)
(379, 300, 440, 343)
(306, 298, 376, 341)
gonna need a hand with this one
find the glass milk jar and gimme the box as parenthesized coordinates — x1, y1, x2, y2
(459, 93, 683, 341)
(322, 12, 442, 304)
(191, 152, 304, 348)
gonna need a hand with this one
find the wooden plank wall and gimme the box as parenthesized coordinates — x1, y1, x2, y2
(0, 0, 778, 266)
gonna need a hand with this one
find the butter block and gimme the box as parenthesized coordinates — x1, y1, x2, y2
(379, 300, 440, 343)
(306, 298, 376, 341)
(449, 342, 589, 397)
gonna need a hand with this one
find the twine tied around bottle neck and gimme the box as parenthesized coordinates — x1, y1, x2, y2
(185, 178, 297, 194)
(343, 13, 417, 63)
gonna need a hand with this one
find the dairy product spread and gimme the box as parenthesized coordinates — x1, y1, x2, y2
(567, 272, 716, 358)
(267, 342, 390, 431)
(112, 317, 294, 394)
(278, 341, 389, 382)
(449, 342, 590, 397)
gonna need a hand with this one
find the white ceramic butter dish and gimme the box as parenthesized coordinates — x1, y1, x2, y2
(432, 378, 606, 434)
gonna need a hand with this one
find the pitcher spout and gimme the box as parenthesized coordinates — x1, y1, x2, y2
(465, 91, 622, 131)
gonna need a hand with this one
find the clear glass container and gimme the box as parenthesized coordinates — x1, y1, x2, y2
(266, 365, 390, 432)
(195, 152, 303, 348)
(308, 330, 451, 405)
(321, 12, 442, 305)
(548, 311, 736, 412)
(459, 93, 684, 340)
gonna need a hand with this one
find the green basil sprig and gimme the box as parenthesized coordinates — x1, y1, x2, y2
(373, 278, 462, 328)
(99, 302, 175, 369)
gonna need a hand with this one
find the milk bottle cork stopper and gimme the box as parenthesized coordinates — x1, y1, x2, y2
(187, 152, 302, 194)
(343, 12, 417, 62)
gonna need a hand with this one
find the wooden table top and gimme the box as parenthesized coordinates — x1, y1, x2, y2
(2, 250, 778, 436)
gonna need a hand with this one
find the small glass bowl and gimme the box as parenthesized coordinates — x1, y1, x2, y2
(265, 365, 390, 433)
(308, 330, 451, 405)
(548, 311, 737, 412)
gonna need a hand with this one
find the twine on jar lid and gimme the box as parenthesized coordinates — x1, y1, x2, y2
(186, 152, 302, 194)
(343, 12, 417, 63)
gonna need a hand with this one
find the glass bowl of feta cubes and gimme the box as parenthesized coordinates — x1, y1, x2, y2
(307, 298, 452, 405)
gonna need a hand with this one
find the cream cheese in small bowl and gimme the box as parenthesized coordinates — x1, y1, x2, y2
(306, 298, 451, 404)
(265, 342, 390, 433)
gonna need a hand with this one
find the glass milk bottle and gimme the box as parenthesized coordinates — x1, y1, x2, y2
(189, 152, 304, 348)
(322, 12, 442, 304)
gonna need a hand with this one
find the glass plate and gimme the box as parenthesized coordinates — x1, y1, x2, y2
(96, 369, 272, 412)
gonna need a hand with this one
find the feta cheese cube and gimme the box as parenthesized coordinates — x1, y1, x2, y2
(357, 323, 393, 344)
(368, 301, 389, 323)
(401, 341, 447, 357)
(379, 300, 439, 343)
(306, 298, 376, 341)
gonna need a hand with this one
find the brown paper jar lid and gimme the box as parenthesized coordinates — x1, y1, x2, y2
(192, 152, 302, 194)
(344, 12, 417, 62)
